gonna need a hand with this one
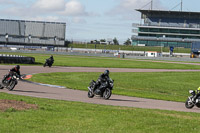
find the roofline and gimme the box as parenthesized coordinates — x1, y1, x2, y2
(136, 9, 200, 15)
(0, 18, 66, 25)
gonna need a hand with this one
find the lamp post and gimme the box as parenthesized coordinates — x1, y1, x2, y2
(28, 34, 32, 43)
(54, 36, 57, 45)
(54, 36, 57, 51)
(161, 35, 166, 57)
(5, 33, 8, 47)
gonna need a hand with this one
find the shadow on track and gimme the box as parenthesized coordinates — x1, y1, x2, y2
(13, 90, 47, 94)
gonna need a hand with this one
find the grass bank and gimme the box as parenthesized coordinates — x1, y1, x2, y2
(0, 93, 200, 133)
(1, 52, 200, 69)
(28, 72, 199, 102)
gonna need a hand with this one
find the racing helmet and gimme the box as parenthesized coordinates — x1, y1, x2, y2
(15, 65, 20, 70)
(104, 70, 109, 76)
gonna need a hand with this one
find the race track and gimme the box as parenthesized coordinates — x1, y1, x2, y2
(0, 65, 200, 113)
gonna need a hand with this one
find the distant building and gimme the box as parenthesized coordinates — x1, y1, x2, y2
(145, 51, 159, 57)
(132, 10, 200, 48)
(0, 19, 66, 46)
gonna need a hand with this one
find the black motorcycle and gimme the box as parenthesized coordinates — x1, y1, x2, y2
(0, 72, 20, 91)
(185, 89, 200, 109)
(87, 78, 114, 100)
(43, 58, 54, 67)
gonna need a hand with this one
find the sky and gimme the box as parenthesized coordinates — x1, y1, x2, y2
(0, 0, 199, 44)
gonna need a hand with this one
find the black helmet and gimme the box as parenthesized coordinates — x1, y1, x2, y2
(15, 65, 20, 70)
(104, 70, 109, 76)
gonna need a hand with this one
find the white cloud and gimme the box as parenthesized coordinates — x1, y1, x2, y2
(0, 0, 16, 5)
(0, 0, 93, 23)
(108, 0, 164, 20)
(60, 0, 88, 16)
(32, 0, 65, 11)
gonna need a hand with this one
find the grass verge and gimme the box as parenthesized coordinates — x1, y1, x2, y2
(1, 52, 200, 69)
(0, 93, 200, 133)
(28, 72, 200, 102)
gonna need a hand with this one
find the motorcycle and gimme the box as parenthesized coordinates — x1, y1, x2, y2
(87, 78, 114, 100)
(185, 88, 200, 109)
(43, 58, 54, 67)
(0, 72, 21, 91)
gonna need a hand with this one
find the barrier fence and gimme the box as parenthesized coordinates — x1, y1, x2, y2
(0, 54, 35, 64)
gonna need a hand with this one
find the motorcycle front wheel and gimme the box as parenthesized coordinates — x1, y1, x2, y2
(43, 63, 47, 67)
(185, 98, 195, 109)
(88, 91, 94, 98)
(7, 81, 16, 91)
(103, 88, 112, 100)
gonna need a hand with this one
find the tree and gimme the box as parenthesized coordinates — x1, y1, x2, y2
(64, 40, 71, 47)
(100, 39, 107, 45)
(113, 37, 119, 45)
(124, 38, 131, 45)
(100, 39, 106, 42)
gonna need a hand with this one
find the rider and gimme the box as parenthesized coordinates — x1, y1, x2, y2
(49, 55, 54, 62)
(192, 87, 200, 101)
(47, 55, 54, 64)
(3, 65, 21, 82)
(49, 55, 54, 61)
(91, 70, 110, 92)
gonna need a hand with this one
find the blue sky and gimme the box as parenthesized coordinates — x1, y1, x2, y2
(0, 0, 199, 44)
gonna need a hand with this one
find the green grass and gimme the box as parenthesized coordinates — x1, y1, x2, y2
(1, 52, 200, 69)
(1, 93, 200, 133)
(28, 72, 200, 102)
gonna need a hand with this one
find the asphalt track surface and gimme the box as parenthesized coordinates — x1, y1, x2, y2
(1, 65, 200, 113)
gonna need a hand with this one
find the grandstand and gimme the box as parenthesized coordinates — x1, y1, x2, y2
(0, 19, 66, 46)
(132, 10, 200, 48)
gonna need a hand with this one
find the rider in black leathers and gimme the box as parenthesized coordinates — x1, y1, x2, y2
(3, 65, 21, 82)
(10, 65, 21, 76)
(49, 55, 54, 62)
(45, 55, 54, 66)
(48, 55, 54, 63)
(92, 70, 110, 92)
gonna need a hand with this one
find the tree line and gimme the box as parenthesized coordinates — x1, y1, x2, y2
(65, 37, 132, 47)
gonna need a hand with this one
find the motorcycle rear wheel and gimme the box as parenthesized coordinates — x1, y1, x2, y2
(0, 84, 4, 89)
(185, 98, 194, 109)
(103, 88, 112, 100)
(88, 91, 94, 98)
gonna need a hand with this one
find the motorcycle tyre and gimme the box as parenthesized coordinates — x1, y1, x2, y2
(185, 98, 194, 109)
(7, 81, 16, 91)
(43, 62, 48, 67)
(88, 91, 94, 98)
(103, 88, 112, 100)
(0, 84, 4, 89)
